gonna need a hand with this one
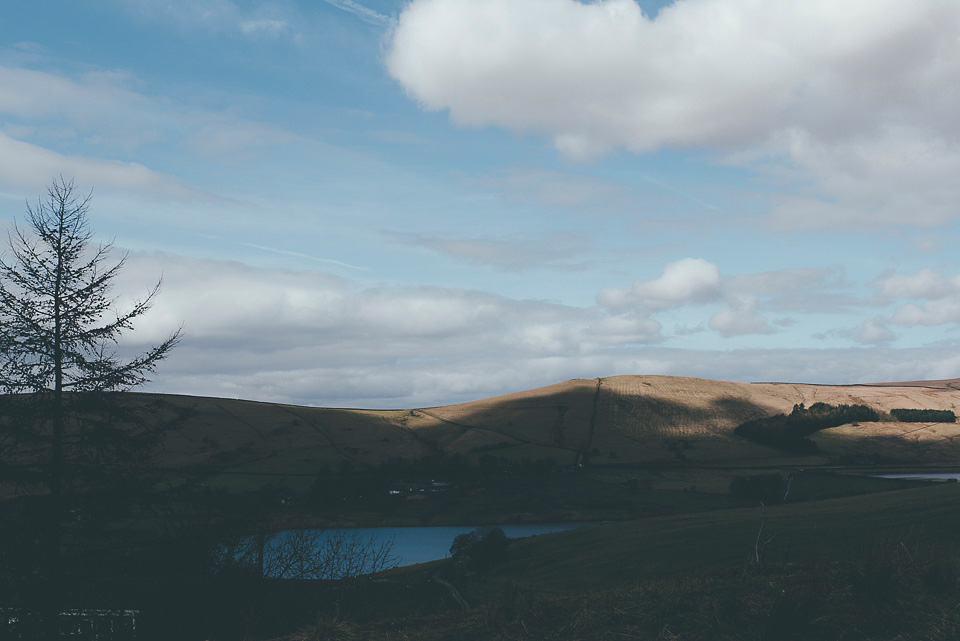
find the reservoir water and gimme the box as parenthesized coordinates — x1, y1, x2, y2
(262, 522, 599, 576)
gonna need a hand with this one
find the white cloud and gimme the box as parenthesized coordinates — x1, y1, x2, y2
(0, 62, 303, 162)
(890, 300, 960, 327)
(599, 260, 870, 338)
(856, 316, 895, 344)
(598, 258, 721, 310)
(387, 0, 960, 156)
(870, 268, 960, 327)
(708, 295, 775, 337)
(386, 0, 960, 228)
(0, 66, 168, 149)
(877, 268, 960, 300)
(0, 131, 213, 202)
(753, 127, 960, 229)
(113, 253, 663, 406)
(0, 66, 147, 124)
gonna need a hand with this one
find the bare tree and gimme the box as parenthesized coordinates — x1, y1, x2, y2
(0, 178, 181, 638)
(218, 527, 397, 620)
(223, 528, 397, 581)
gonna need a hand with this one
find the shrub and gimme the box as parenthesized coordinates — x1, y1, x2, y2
(450, 526, 510, 572)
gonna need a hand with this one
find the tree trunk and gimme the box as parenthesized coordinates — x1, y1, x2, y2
(43, 216, 67, 641)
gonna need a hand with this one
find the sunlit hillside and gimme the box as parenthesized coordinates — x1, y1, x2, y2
(109, 375, 960, 492)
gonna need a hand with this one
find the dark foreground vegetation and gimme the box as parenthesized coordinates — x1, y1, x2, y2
(1, 462, 945, 639)
(265, 481, 960, 641)
(285, 548, 960, 641)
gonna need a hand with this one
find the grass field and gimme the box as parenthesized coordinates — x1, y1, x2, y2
(98, 375, 960, 495)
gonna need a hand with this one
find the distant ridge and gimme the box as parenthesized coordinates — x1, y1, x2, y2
(856, 378, 960, 389)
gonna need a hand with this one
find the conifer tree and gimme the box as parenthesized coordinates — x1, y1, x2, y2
(0, 177, 180, 637)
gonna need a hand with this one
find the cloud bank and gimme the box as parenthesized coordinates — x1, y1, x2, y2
(107, 253, 958, 408)
(117, 253, 663, 407)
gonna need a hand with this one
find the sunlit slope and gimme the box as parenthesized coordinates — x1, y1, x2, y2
(589, 376, 783, 464)
(419, 375, 960, 466)
(85, 375, 960, 488)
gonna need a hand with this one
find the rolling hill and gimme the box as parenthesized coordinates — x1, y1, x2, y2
(127, 375, 960, 490)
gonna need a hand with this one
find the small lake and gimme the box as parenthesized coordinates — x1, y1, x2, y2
(259, 522, 599, 577)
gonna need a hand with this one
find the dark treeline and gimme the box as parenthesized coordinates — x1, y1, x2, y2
(891, 408, 957, 422)
(734, 402, 880, 454)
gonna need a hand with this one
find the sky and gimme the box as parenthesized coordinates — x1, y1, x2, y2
(2, 0, 960, 408)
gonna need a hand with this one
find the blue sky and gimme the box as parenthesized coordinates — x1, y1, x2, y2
(3, 0, 960, 407)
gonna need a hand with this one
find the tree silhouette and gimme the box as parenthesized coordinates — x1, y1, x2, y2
(0, 178, 181, 638)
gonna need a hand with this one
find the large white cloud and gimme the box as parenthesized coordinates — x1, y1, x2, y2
(387, 0, 960, 156)
(386, 0, 960, 227)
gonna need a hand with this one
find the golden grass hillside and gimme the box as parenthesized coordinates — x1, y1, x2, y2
(60, 375, 960, 491)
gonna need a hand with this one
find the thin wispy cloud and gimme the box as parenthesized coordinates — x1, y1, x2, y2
(239, 242, 368, 271)
(322, 0, 391, 26)
(639, 173, 720, 211)
(240, 19, 289, 36)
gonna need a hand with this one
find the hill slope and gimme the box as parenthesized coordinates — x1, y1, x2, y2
(121, 375, 960, 490)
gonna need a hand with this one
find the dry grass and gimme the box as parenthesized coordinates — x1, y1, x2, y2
(40, 375, 960, 493)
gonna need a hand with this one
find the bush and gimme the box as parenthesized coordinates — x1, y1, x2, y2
(450, 526, 510, 572)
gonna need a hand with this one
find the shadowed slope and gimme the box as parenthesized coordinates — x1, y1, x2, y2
(486, 482, 960, 589)
(8, 375, 959, 493)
